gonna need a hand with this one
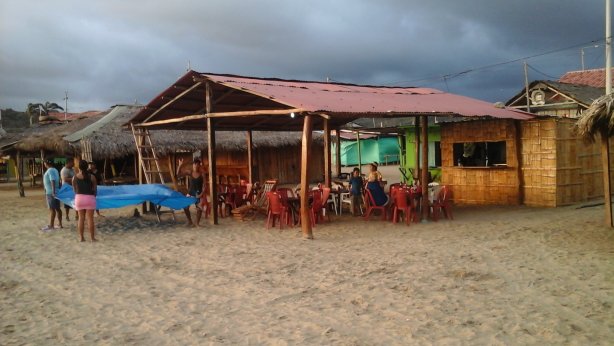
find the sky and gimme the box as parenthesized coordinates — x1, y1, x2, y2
(0, 0, 609, 113)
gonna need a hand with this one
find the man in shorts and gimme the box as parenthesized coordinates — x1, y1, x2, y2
(42, 159, 62, 231)
(60, 159, 75, 221)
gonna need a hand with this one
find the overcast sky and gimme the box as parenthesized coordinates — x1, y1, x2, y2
(0, 0, 608, 113)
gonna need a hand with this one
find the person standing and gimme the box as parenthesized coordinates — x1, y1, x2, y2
(60, 159, 76, 221)
(176, 157, 205, 227)
(88, 162, 104, 217)
(42, 159, 62, 231)
(73, 160, 97, 242)
(348, 167, 364, 216)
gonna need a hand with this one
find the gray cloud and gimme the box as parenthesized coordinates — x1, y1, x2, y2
(0, 0, 607, 112)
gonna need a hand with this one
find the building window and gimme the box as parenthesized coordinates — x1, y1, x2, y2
(453, 141, 506, 167)
(419, 141, 442, 167)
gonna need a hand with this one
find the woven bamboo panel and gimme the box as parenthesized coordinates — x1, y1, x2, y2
(441, 119, 520, 205)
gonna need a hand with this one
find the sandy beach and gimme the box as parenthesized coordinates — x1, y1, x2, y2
(1, 183, 613, 345)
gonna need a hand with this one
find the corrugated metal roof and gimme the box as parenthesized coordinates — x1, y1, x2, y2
(129, 70, 532, 131)
(559, 68, 614, 88)
(204, 73, 532, 119)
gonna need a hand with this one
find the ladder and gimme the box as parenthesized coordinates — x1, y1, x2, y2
(131, 123, 176, 222)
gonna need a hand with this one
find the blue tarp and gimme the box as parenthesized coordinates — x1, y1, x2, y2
(56, 184, 197, 210)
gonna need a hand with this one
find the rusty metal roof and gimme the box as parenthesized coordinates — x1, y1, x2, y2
(129, 70, 532, 131)
(559, 68, 614, 88)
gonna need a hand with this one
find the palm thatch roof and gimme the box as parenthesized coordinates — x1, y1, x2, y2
(65, 105, 320, 160)
(0, 116, 102, 156)
(577, 93, 614, 141)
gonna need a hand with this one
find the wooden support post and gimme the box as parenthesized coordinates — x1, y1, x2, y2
(16, 152, 24, 197)
(206, 83, 218, 225)
(300, 114, 314, 239)
(414, 116, 420, 181)
(168, 153, 178, 191)
(514, 120, 525, 205)
(356, 131, 362, 174)
(602, 136, 613, 227)
(334, 128, 342, 177)
(421, 116, 429, 221)
(246, 130, 253, 184)
(323, 117, 331, 187)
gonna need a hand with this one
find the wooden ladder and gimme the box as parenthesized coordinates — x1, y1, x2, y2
(131, 123, 176, 222)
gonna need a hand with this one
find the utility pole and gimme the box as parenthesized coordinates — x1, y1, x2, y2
(604, 0, 613, 227)
(523, 61, 531, 112)
(64, 91, 68, 121)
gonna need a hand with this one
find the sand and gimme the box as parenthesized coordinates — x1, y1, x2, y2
(1, 183, 613, 345)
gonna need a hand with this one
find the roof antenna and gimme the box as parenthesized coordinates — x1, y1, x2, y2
(187, 60, 191, 71)
(63, 91, 68, 121)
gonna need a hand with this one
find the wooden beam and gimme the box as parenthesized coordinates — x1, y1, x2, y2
(139, 108, 304, 127)
(323, 117, 331, 187)
(143, 82, 202, 123)
(300, 114, 314, 239)
(206, 108, 304, 118)
(206, 83, 219, 225)
(193, 76, 298, 109)
(421, 115, 429, 221)
(15, 151, 24, 197)
(246, 130, 253, 184)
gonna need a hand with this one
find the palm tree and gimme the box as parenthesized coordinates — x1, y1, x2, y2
(25, 101, 64, 125)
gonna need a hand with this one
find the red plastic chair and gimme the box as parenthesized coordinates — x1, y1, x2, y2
(320, 187, 332, 222)
(309, 189, 325, 226)
(265, 192, 289, 229)
(392, 189, 414, 225)
(431, 186, 453, 221)
(363, 188, 387, 221)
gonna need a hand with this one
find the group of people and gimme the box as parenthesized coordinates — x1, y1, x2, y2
(347, 162, 388, 216)
(42, 159, 102, 242)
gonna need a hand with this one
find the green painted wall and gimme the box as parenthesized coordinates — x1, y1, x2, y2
(402, 126, 441, 183)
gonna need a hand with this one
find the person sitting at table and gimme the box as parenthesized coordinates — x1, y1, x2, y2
(366, 163, 388, 206)
(176, 157, 205, 227)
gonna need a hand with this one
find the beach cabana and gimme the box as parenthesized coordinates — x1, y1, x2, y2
(128, 70, 530, 238)
(65, 104, 324, 186)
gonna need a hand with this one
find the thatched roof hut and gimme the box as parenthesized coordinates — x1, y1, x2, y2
(65, 105, 319, 160)
(0, 115, 102, 156)
(577, 93, 614, 140)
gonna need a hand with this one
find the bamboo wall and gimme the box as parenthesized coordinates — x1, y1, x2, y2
(442, 117, 614, 207)
(521, 118, 614, 207)
(441, 119, 521, 205)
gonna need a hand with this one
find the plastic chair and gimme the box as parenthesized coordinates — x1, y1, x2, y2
(320, 187, 332, 221)
(392, 189, 414, 225)
(340, 191, 352, 214)
(363, 188, 387, 221)
(309, 189, 325, 226)
(431, 186, 453, 221)
(265, 192, 289, 229)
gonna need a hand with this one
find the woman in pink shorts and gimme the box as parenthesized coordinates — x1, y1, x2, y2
(73, 160, 98, 242)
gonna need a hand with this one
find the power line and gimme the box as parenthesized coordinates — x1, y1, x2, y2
(386, 38, 606, 87)
(526, 64, 559, 80)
